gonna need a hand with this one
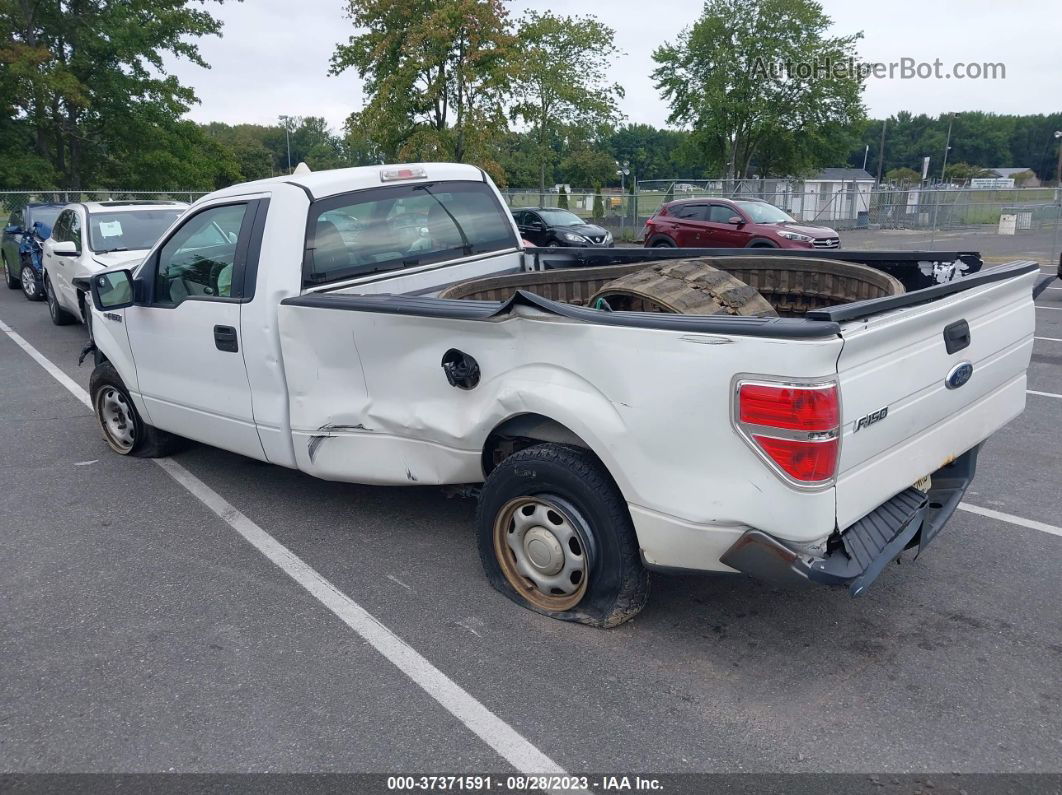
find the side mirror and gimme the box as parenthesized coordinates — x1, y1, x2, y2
(91, 269, 135, 311)
(728, 216, 744, 226)
(50, 240, 79, 257)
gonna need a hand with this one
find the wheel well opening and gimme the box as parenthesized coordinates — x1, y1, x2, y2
(482, 414, 592, 476)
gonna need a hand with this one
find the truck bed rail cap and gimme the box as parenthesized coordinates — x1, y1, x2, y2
(806, 260, 1040, 323)
(282, 289, 842, 339)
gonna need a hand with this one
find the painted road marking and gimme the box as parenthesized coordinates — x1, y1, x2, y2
(1036, 336, 1062, 342)
(959, 503, 1062, 539)
(0, 316, 571, 780)
(1027, 389, 1062, 400)
(1036, 305, 1062, 311)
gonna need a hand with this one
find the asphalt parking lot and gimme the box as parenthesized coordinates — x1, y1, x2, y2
(1, 263, 1060, 782)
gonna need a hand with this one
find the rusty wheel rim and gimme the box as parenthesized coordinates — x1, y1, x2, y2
(493, 495, 589, 612)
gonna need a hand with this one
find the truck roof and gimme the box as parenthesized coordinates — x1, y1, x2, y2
(206, 162, 490, 202)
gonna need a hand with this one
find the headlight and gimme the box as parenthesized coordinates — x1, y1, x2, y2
(779, 231, 814, 242)
(561, 231, 586, 243)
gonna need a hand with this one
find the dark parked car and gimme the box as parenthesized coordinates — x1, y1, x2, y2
(642, 197, 840, 250)
(512, 208, 613, 248)
(3, 203, 64, 300)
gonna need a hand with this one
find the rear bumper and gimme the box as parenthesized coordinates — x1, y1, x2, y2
(720, 446, 979, 596)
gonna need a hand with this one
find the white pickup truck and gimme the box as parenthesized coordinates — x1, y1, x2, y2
(83, 163, 1042, 627)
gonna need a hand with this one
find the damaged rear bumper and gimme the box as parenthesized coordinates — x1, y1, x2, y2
(720, 446, 979, 597)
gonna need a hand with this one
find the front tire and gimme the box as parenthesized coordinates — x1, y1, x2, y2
(45, 277, 76, 325)
(651, 238, 675, 248)
(20, 263, 43, 301)
(90, 362, 184, 457)
(477, 444, 649, 627)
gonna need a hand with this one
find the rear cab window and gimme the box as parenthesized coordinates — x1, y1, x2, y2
(303, 181, 518, 287)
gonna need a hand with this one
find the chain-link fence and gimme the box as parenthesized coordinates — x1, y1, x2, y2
(501, 184, 1062, 253)
(4, 186, 1059, 259)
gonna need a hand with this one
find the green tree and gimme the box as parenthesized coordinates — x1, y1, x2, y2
(652, 0, 864, 179)
(330, 0, 513, 181)
(943, 162, 992, 184)
(511, 11, 624, 190)
(0, 0, 230, 189)
(884, 166, 921, 186)
(592, 184, 604, 219)
(560, 147, 616, 189)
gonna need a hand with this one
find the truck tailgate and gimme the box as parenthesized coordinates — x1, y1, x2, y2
(833, 264, 1038, 528)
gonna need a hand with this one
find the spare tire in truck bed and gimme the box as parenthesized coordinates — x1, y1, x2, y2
(588, 260, 777, 316)
(438, 255, 904, 317)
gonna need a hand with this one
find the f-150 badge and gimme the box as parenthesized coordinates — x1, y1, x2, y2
(854, 406, 888, 433)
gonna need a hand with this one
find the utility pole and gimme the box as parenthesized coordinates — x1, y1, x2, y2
(1055, 130, 1062, 185)
(875, 118, 887, 184)
(279, 115, 293, 174)
(940, 112, 954, 183)
(862, 144, 869, 171)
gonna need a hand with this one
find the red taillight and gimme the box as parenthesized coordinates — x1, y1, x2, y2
(739, 383, 839, 431)
(752, 436, 839, 482)
(736, 381, 840, 484)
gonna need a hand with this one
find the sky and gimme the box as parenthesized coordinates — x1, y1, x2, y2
(166, 0, 1062, 133)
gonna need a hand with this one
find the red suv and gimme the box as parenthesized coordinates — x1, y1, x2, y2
(642, 198, 840, 250)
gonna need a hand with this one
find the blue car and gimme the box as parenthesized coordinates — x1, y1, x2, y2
(3, 203, 63, 300)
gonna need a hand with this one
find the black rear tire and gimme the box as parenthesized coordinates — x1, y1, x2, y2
(3, 255, 18, 289)
(477, 443, 649, 627)
(651, 238, 675, 248)
(90, 362, 185, 457)
(45, 277, 77, 325)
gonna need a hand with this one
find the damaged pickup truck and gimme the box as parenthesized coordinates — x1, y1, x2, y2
(85, 163, 1041, 627)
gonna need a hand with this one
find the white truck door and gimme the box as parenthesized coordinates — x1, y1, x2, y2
(124, 200, 266, 461)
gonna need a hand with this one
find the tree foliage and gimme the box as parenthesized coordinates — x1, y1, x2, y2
(331, 0, 512, 182)
(510, 11, 624, 190)
(652, 0, 864, 179)
(852, 111, 1062, 182)
(0, 0, 234, 189)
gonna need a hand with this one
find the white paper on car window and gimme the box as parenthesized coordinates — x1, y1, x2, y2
(98, 221, 123, 237)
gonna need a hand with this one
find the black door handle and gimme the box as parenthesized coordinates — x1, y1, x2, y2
(213, 324, 238, 353)
(943, 319, 970, 354)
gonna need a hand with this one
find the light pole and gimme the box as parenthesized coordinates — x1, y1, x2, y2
(875, 118, 887, 185)
(862, 144, 869, 171)
(1055, 130, 1062, 186)
(279, 115, 293, 174)
(940, 113, 954, 184)
(616, 160, 630, 192)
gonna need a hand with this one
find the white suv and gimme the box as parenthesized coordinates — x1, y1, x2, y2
(42, 201, 186, 326)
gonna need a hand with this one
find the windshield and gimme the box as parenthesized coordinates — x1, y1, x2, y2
(536, 209, 585, 227)
(88, 209, 184, 253)
(734, 201, 796, 224)
(28, 206, 61, 230)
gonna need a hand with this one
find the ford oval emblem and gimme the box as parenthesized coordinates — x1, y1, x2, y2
(946, 361, 974, 390)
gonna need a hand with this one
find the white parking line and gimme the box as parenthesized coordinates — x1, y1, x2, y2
(1027, 389, 1062, 400)
(1036, 336, 1062, 342)
(959, 503, 1062, 538)
(1036, 305, 1062, 311)
(0, 316, 569, 779)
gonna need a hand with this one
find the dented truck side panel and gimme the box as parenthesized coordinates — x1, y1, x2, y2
(277, 298, 843, 570)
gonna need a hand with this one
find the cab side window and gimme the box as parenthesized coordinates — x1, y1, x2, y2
(676, 204, 708, 221)
(154, 204, 248, 305)
(708, 205, 737, 223)
(68, 212, 83, 253)
(51, 211, 72, 243)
